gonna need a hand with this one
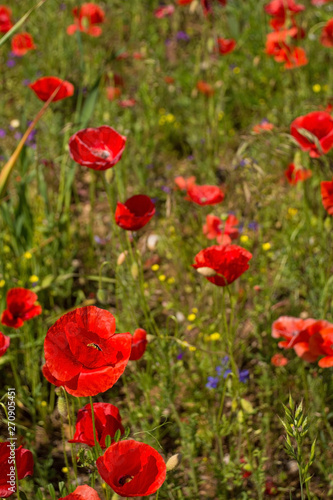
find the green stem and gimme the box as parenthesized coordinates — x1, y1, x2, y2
(63, 390, 78, 484)
(89, 396, 102, 455)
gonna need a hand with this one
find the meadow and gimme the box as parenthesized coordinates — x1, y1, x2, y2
(1, 0, 333, 498)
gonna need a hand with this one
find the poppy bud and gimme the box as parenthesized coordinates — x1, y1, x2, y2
(196, 267, 217, 277)
(117, 251, 128, 266)
(57, 396, 67, 418)
(166, 453, 182, 471)
(97, 289, 108, 304)
(131, 262, 139, 280)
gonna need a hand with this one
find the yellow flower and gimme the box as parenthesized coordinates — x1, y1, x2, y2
(262, 243, 271, 251)
(62, 467, 69, 474)
(240, 235, 249, 243)
(41, 401, 47, 407)
(288, 208, 298, 217)
(187, 324, 194, 331)
(189, 345, 196, 352)
(187, 313, 196, 322)
(29, 275, 39, 283)
(233, 67, 240, 74)
(209, 332, 220, 341)
(192, 307, 198, 314)
(158, 274, 166, 282)
(151, 264, 159, 271)
(0, 280, 5, 288)
(167, 277, 175, 284)
(312, 84, 321, 93)
(165, 113, 175, 123)
(23, 251, 32, 259)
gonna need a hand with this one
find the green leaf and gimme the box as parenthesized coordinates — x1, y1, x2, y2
(80, 75, 102, 128)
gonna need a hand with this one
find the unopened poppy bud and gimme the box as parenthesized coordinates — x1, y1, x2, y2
(97, 289, 108, 304)
(105, 168, 114, 184)
(117, 251, 128, 266)
(196, 267, 217, 277)
(131, 262, 139, 280)
(166, 453, 182, 471)
(57, 396, 67, 417)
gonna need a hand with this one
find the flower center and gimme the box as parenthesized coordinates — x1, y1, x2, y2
(118, 475, 134, 486)
(87, 342, 102, 351)
(91, 149, 111, 159)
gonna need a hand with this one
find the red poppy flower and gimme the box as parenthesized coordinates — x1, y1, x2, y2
(272, 316, 317, 348)
(321, 19, 333, 47)
(192, 244, 252, 286)
(252, 119, 274, 133)
(0, 6, 12, 33)
(118, 98, 136, 108)
(0, 331, 10, 356)
(43, 306, 132, 397)
(217, 37, 236, 55)
(130, 328, 148, 361)
(279, 45, 308, 69)
(67, 3, 105, 37)
(164, 76, 175, 84)
(1, 288, 42, 329)
(174, 176, 196, 191)
(106, 87, 122, 101)
(292, 321, 332, 362)
(11, 33, 36, 56)
(313, 327, 333, 367)
(196, 81, 215, 96)
(68, 403, 124, 448)
(271, 353, 288, 366)
(203, 214, 239, 245)
(96, 440, 166, 497)
(60, 485, 101, 500)
(187, 184, 224, 205)
(154, 5, 175, 18)
(264, 0, 305, 29)
(29, 77, 74, 102)
(69, 126, 126, 171)
(321, 178, 333, 215)
(115, 195, 155, 231)
(0, 443, 34, 497)
(265, 478, 278, 496)
(284, 163, 312, 185)
(290, 111, 333, 157)
(200, 0, 227, 15)
(178, 0, 194, 4)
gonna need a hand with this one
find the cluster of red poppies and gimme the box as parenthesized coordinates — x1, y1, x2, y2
(272, 316, 333, 367)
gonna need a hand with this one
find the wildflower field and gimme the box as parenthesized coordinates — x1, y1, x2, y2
(1, 0, 333, 498)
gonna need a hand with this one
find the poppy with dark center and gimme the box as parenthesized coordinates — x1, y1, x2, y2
(69, 126, 126, 171)
(68, 402, 124, 448)
(284, 163, 312, 185)
(203, 214, 239, 245)
(290, 111, 333, 157)
(60, 485, 101, 500)
(0, 443, 34, 497)
(115, 195, 155, 231)
(187, 184, 224, 205)
(29, 77, 74, 102)
(96, 440, 167, 497)
(320, 19, 333, 47)
(216, 37, 236, 55)
(43, 306, 132, 397)
(0, 331, 10, 356)
(11, 33, 36, 56)
(0, 6, 12, 33)
(67, 3, 105, 37)
(193, 244, 252, 286)
(130, 328, 148, 361)
(321, 178, 333, 215)
(1, 288, 42, 328)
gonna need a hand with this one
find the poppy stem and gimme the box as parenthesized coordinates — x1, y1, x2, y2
(89, 396, 101, 455)
(63, 389, 78, 484)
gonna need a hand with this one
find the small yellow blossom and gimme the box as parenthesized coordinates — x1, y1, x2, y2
(187, 324, 194, 331)
(41, 401, 47, 407)
(62, 467, 69, 474)
(29, 275, 39, 283)
(0, 280, 5, 288)
(167, 277, 175, 284)
(240, 235, 249, 243)
(233, 67, 240, 74)
(3, 245, 10, 253)
(159, 116, 166, 126)
(218, 111, 224, 121)
(262, 243, 271, 251)
(151, 264, 159, 271)
(5, 263, 12, 270)
(165, 113, 175, 123)
(158, 274, 166, 282)
(169, 226, 175, 233)
(189, 345, 196, 352)
(24, 251, 32, 259)
(312, 84, 321, 93)
(187, 313, 196, 322)
(288, 208, 298, 217)
(192, 307, 198, 314)
(209, 332, 220, 341)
